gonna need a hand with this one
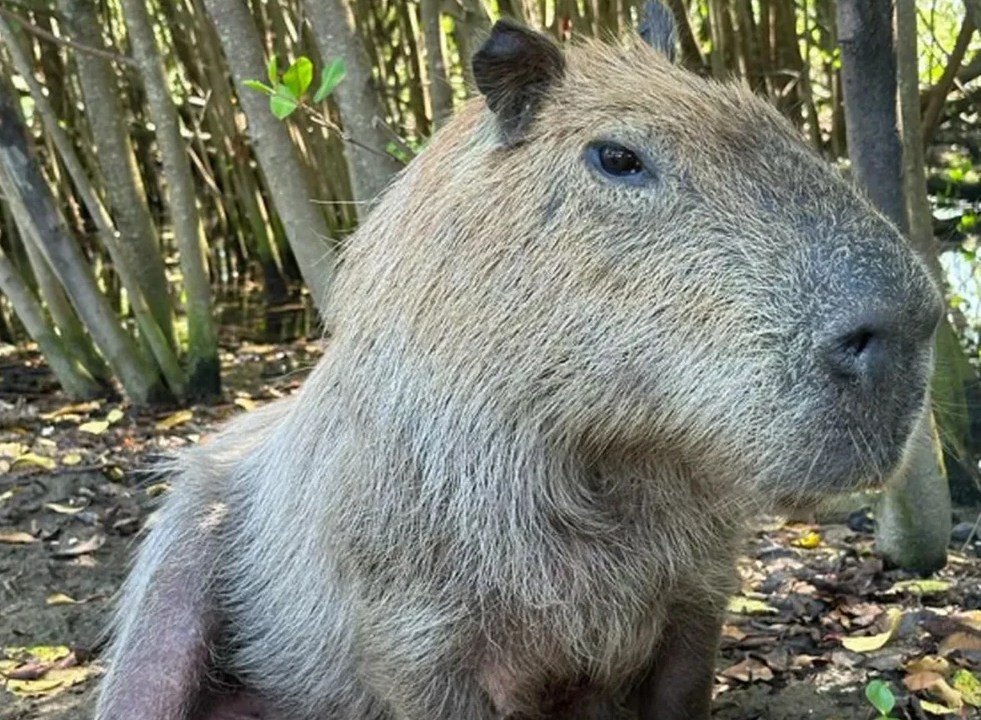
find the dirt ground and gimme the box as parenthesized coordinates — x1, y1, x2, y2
(1, 344, 980, 720)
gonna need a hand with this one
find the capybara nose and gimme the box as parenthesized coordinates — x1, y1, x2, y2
(820, 318, 892, 387)
(820, 301, 941, 388)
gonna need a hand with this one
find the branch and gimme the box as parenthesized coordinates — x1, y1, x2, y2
(0, 6, 136, 66)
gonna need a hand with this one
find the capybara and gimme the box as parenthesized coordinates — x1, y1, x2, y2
(96, 6, 942, 720)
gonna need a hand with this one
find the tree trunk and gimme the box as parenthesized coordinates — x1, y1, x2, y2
(419, 0, 454, 130)
(0, 84, 164, 405)
(56, 0, 176, 350)
(121, 0, 221, 398)
(201, 0, 335, 311)
(0, 249, 104, 399)
(302, 0, 403, 207)
(838, 0, 950, 574)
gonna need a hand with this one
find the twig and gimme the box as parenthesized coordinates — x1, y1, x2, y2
(0, 6, 137, 66)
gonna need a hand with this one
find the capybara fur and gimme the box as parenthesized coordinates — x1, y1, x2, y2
(97, 8, 942, 720)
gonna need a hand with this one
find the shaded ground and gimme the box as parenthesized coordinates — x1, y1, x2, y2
(1, 343, 979, 720)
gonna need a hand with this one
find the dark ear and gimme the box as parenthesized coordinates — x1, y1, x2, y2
(472, 19, 565, 145)
(638, 0, 678, 62)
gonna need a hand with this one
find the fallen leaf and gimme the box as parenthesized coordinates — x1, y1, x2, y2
(905, 656, 951, 675)
(0, 442, 27, 458)
(956, 611, 981, 632)
(792, 530, 822, 548)
(721, 624, 747, 641)
(939, 631, 981, 656)
(841, 607, 903, 652)
(234, 397, 257, 411)
(926, 678, 964, 710)
(40, 401, 101, 420)
(45, 593, 77, 606)
(0, 488, 13, 504)
(5, 665, 92, 697)
(106, 408, 124, 424)
(887, 579, 952, 595)
(78, 420, 109, 435)
(45, 503, 84, 515)
(919, 700, 961, 716)
(727, 596, 778, 615)
(60, 453, 83, 466)
(0, 531, 37, 544)
(10, 452, 56, 471)
(3, 646, 71, 663)
(156, 409, 193, 430)
(719, 658, 774, 683)
(951, 669, 981, 707)
(50, 534, 105, 558)
(905, 671, 946, 691)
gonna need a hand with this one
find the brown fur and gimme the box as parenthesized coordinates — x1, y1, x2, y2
(97, 24, 940, 720)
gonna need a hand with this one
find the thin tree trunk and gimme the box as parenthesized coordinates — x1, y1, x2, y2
(56, 0, 176, 349)
(838, 0, 950, 574)
(0, 12, 187, 398)
(201, 0, 335, 311)
(121, 0, 220, 398)
(921, 14, 975, 149)
(419, 0, 454, 129)
(0, 249, 104, 399)
(0, 86, 163, 404)
(302, 0, 403, 207)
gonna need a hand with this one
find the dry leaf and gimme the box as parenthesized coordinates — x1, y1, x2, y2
(0, 531, 37, 545)
(727, 596, 778, 615)
(919, 700, 961, 716)
(887, 579, 952, 595)
(106, 408, 124, 424)
(0, 488, 14, 504)
(905, 656, 951, 674)
(719, 658, 774, 683)
(45, 503, 84, 515)
(721, 624, 747, 641)
(3, 646, 71, 663)
(10, 452, 56, 471)
(50, 534, 105, 558)
(841, 607, 903, 652)
(40, 401, 101, 420)
(792, 531, 821, 549)
(234, 397, 257, 411)
(926, 678, 964, 710)
(5, 665, 93, 697)
(60, 453, 83, 466)
(951, 669, 981, 707)
(156, 409, 193, 430)
(905, 671, 946, 691)
(45, 593, 78, 606)
(78, 420, 109, 435)
(0, 442, 28, 458)
(939, 631, 981, 656)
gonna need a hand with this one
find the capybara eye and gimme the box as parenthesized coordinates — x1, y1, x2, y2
(585, 142, 651, 184)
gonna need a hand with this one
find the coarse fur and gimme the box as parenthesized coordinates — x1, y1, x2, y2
(97, 21, 941, 720)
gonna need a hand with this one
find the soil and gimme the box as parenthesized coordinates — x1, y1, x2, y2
(1, 345, 979, 720)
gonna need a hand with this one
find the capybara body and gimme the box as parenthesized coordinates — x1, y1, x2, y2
(97, 11, 941, 720)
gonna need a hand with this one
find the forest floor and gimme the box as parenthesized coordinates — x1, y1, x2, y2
(1, 342, 980, 720)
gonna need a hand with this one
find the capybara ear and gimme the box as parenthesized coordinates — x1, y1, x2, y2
(472, 19, 565, 145)
(638, 0, 678, 62)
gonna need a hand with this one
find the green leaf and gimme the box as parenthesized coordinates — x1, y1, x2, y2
(243, 79, 274, 95)
(313, 58, 346, 103)
(270, 85, 299, 119)
(267, 56, 278, 86)
(283, 56, 313, 98)
(865, 680, 896, 717)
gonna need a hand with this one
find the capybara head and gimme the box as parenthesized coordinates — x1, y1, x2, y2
(328, 16, 942, 512)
